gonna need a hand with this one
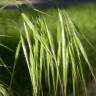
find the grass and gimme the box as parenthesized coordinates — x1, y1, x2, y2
(20, 8, 96, 96)
(0, 82, 13, 96)
(0, 2, 96, 96)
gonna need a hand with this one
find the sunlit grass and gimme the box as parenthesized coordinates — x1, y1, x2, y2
(19, 9, 96, 96)
(0, 3, 96, 96)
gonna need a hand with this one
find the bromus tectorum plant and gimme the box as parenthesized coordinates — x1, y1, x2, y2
(18, 9, 96, 96)
(0, 2, 96, 95)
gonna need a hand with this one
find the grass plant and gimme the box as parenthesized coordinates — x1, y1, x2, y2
(19, 9, 96, 96)
(0, 2, 96, 96)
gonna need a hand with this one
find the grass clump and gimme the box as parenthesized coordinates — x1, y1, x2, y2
(0, 3, 96, 95)
(18, 9, 95, 96)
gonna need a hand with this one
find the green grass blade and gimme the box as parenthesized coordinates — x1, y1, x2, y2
(40, 44, 44, 96)
(9, 41, 21, 88)
(46, 52, 51, 95)
(58, 9, 67, 96)
(74, 33, 96, 81)
(73, 38, 87, 96)
(20, 33, 29, 69)
(68, 43, 76, 96)
(0, 35, 13, 37)
(24, 22, 38, 96)
(0, 43, 14, 52)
